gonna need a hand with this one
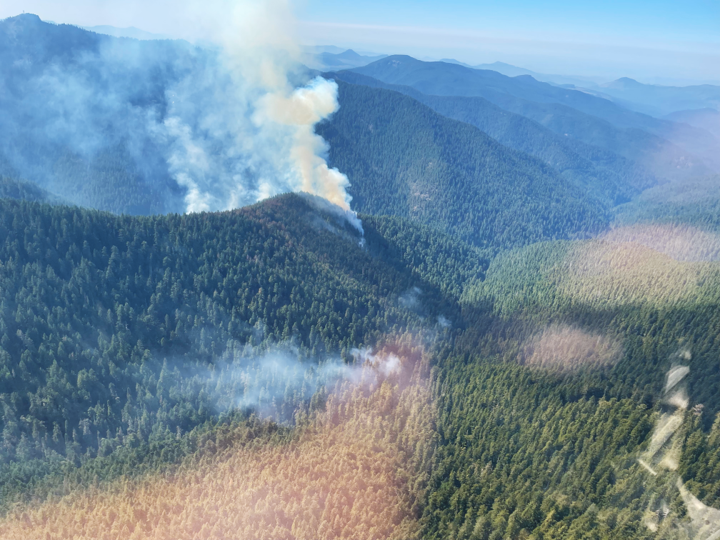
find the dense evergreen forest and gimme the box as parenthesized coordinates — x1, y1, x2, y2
(329, 71, 656, 206)
(614, 175, 720, 232)
(424, 233, 720, 539)
(2, 11, 720, 540)
(318, 81, 609, 252)
(0, 194, 484, 506)
(0, 176, 59, 204)
(0, 192, 719, 539)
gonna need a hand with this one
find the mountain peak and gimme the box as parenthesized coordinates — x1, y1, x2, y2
(606, 76, 643, 89)
(4, 13, 43, 25)
(337, 49, 363, 60)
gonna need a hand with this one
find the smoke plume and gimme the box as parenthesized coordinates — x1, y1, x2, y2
(0, 3, 359, 224)
(159, 0, 357, 219)
(196, 344, 401, 423)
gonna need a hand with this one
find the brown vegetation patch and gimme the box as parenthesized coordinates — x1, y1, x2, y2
(522, 324, 622, 373)
(0, 350, 436, 540)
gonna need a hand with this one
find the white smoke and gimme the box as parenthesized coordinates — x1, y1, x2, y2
(350, 347, 401, 378)
(202, 344, 402, 422)
(0, 2, 359, 221)
(155, 0, 358, 223)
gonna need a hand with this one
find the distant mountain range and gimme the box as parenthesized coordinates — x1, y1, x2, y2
(440, 58, 606, 88)
(45, 19, 720, 116)
(1, 13, 718, 246)
(81, 24, 172, 40)
(305, 48, 387, 71)
(369, 55, 720, 119)
(350, 55, 719, 174)
(585, 77, 720, 117)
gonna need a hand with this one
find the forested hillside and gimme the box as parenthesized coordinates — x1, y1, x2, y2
(0, 344, 437, 540)
(420, 221, 720, 539)
(351, 56, 718, 178)
(0, 197, 719, 539)
(329, 71, 656, 206)
(318, 81, 609, 252)
(2, 10, 720, 540)
(0, 176, 59, 204)
(614, 175, 720, 232)
(0, 194, 485, 505)
(1, 190, 720, 539)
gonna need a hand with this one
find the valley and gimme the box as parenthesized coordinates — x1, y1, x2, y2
(0, 10, 719, 540)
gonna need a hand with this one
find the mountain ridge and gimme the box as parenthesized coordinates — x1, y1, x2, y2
(328, 70, 657, 205)
(352, 55, 719, 174)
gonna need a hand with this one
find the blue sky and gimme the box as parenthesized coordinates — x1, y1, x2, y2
(302, 0, 719, 43)
(296, 0, 719, 82)
(2, 0, 718, 83)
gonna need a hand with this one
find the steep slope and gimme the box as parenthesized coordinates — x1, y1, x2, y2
(0, 193, 479, 488)
(0, 14, 199, 214)
(0, 176, 60, 204)
(317, 81, 609, 252)
(352, 56, 717, 178)
(330, 71, 656, 205)
(3, 198, 719, 540)
(2, 170, 720, 540)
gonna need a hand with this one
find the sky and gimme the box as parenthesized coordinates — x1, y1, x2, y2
(2, 0, 718, 84)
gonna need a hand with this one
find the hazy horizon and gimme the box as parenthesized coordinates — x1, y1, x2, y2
(2, 2, 720, 539)
(1, 0, 718, 86)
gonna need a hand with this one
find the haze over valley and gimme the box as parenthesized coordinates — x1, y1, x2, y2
(0, 3, 719, 539)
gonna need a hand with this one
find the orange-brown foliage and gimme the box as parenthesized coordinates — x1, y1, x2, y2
(521, 324, 623, 373)
(601, 223, 720, 262)
(562, 239, 720, 308)
(0, 349, 436, 540)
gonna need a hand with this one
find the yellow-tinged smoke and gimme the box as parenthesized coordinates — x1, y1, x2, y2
(156, 0, 357, 220)
(257, 78, 353, 211)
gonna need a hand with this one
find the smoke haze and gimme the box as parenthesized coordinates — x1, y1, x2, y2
(163, 0, 356, 215)
(0, 3, 357, 220)
(196, 344, 402, 422)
